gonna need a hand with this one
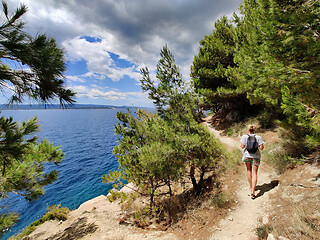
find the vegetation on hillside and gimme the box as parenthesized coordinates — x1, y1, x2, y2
(103, 46, 224, 220)
(9, 205, 69, 240)
(103, 0, 319, 227)
(0, 1, 75, 232)
(191, 0, 319, 164)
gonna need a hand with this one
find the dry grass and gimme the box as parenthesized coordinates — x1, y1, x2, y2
(223, 117, 260, 137)
(257, 164, 320, 240)
(165, 166, 240, 240)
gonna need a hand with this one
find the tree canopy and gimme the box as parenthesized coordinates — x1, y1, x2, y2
(0, 1, 75, 106)
(191, 16, 251, 117)
(191, 0, 320, 154)
(191, 16, 237, 91)
(230, 0, 319, 108)
(140, 44, 186, 117)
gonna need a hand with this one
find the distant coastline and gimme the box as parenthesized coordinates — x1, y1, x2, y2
(0, 104, 140, 110)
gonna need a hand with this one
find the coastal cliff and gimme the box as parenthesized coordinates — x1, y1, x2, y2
(15, 121, 320, 240)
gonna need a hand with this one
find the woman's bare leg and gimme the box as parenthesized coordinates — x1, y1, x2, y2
(251, 164, 259, 196)
(245, 162, 252, 194)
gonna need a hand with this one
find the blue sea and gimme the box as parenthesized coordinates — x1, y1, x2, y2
(0, 108, 130, 240)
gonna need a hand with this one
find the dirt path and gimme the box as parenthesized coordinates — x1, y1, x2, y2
(210, 164, 277, 240)
(205, 123, 242, 150)
(204, 121, 279, 240)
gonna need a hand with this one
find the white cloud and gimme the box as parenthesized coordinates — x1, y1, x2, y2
(71, 85, 149, 103)
(62, 36, 141, 82)
(66, 75, 86, 83)
(5, 0, 242, 105)
(9, 0, 241, 71)
(72, 85, 125, 100)
(82, 72, 105, 81)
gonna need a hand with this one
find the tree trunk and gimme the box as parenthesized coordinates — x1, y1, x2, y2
(196, 167, 206, 194)
(2, 159, 6, 176)
(190, 164, 198, 191)
(149, 178, 155, 210)
(167, 180, 173, 196)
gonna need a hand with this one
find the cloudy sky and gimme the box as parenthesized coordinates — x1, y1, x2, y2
(4, 0, 242, 107)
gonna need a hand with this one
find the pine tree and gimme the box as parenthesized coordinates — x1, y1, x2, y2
(0, 116, 64, 232)
(0, 1, 73, 231)
(140, 44, 185, 117)
(191, 16, 250, 118)
(191, 16, 237, 91)
(103, 46, 223, 211)
(192, 0, 319, 156)
(0, 1, 75, 105)
(103, 110, 184, 209)
(231, 0, 320, 153)
(231, 0, 319, 108)
(141, 45, 223, 193)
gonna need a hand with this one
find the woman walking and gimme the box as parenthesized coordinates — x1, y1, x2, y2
(240, 124, 264, 199)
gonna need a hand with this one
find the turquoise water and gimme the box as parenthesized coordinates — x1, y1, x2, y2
(0, 109, 126, 239)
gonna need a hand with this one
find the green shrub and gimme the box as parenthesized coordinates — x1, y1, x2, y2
(256, 224, 273, 240)
(9, 205, 69, 240)
(224, 149, 242, 170)
(257, 108, 279, 129)
(226, 128, 234, 136)
(225, 117, 259, 137)
(265, 140, 305, 174)
(211, 191, 227, 208)
(0, 213, 19, 233)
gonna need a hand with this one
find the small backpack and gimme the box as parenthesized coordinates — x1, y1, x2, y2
(246, 134, 259, 153)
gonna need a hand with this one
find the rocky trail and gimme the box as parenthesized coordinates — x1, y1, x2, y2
(205, 121, 280, 240)
(210, 160, 278, 240)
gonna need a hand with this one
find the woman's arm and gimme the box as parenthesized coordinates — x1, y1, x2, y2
(240, 143, 245, 149)
(259, 144, 264, 150)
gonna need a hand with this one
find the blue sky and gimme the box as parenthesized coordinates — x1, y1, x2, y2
(3, 0, 242, 107)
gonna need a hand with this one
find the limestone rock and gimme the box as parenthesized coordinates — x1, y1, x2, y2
(267, 233, 276, 240)
(262, 215, 269, 225)
(278, 236, 290, 240)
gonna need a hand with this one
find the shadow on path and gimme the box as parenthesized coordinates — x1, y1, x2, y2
(313, 174, 320, 182)
(255, 180, 279, 198)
